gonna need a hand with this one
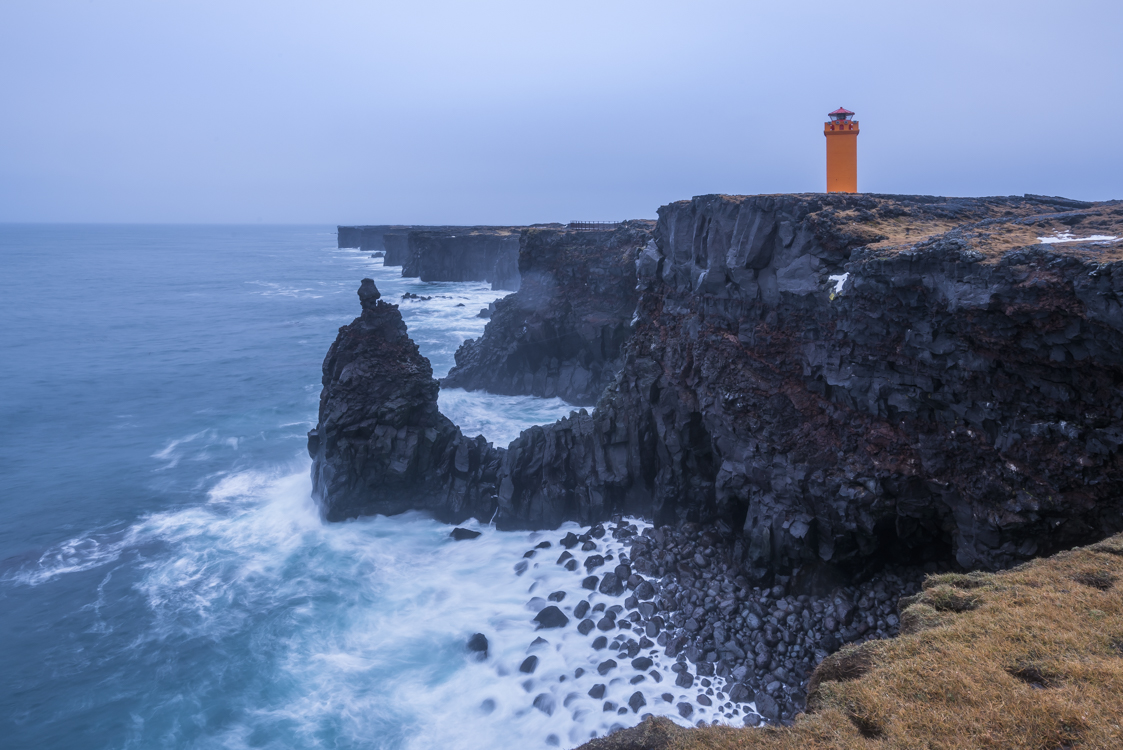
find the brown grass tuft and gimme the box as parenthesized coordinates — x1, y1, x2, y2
(1072, 570, 1117, 591)
(1006, 662, 1062, 689)
(918, 584, 982, 613)
(806, 643, 877, 699)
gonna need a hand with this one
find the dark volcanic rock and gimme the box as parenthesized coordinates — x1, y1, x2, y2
(520, 655, 539, 673)
(532, 693, 555, 715)
(339, 224, 549, 291)
(404, 229, 522, 291)
(754, 691, 780, 722)
(320, 196, 1123, 577)
(308, 279, 500, 523)
(472, 194, 1123, 569)
(628, 691, 646, 713)
(467, 633, 488, 658)
(450, 527, 481, 540)
(598, 572, 626, 596)
(597, 659, 617, 675)
(443, 223, 654, 404)
(534, 606, 569, 629)
(383, 233, 410, 265)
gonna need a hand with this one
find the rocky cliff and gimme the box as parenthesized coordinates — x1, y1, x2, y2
(382, 232, 411, 266)
(337, 225, 399, 252)
(317, 194, 1123, 580)
(402, 228, 522, 290)
(443, 222, 653, 404)
(307, 279, 501, 523)
(340, 223, 566, 290)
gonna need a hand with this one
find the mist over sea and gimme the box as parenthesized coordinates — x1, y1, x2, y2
(0, 226, 703, 749)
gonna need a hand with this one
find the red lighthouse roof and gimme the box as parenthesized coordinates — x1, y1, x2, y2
(828, 106, 855, 122)
(828, 107, 854, 116)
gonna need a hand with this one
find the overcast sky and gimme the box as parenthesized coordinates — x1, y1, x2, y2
(1, 0, 1120, 224)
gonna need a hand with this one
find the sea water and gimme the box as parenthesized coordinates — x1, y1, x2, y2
(0, 226, 709, 750)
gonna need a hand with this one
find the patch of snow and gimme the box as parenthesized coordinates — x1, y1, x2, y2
(828, 272, 849, 295)
(1038, 232, 1120, 245)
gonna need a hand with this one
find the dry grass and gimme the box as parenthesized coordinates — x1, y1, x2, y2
(580, 532, 1123, 750)
(858, 203, 1123, 262)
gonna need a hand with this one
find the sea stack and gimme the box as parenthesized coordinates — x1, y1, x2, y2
(307, 278, 500, 522)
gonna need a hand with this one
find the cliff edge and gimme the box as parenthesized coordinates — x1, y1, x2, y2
(314, 193, 1123, 579)
(443, 222, 653, 405)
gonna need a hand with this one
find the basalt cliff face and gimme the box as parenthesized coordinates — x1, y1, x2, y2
(443, 222, 653, 404)
(382, 232, 411, 266)
(339, 224, 564, 291)
(403, 229, 522, 290)
(315, 194, 1123, 583)
(307, 279, 500, 523)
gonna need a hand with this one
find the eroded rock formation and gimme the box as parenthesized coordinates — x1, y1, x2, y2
(443, 222, 653, 404)
(316, 194, 1123, 582)
(307, 279, 500, 522)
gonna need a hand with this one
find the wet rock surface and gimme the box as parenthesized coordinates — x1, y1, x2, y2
(403, 229, 523, 291)
(485, 517, 924, 733)
(444, 222, 654, 404)
(319, 194, 1123, 583)
(338, 224, 552, 291)
(481, 194, 1123, 572)
(307, 279, 500, 523)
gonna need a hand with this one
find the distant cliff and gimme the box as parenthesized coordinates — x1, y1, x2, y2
(403, 229, 522, 291)
(318, 194, 1123, 581)
(443, 222, 653, 404)
(337, 225, 395, 252)
(338, 223, 564, 291)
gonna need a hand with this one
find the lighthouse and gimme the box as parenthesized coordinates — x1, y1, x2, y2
(824, 107, 859, 193)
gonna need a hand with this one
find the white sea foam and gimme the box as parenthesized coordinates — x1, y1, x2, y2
(151, 428, 214, 468)
(439, 388, 578, 446)
(3, 530, 135, 586)
(4, 244, 756, 747)
(246, 280, 325, 299)
(12, 459, 753, 747)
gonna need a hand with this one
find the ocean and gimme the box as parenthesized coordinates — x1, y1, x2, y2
(0, 226, 714, 750)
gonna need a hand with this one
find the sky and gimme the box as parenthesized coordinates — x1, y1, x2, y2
(1, 0, 1120, 224)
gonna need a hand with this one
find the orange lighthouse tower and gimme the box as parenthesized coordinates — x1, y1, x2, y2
(824, 107, 859, 193)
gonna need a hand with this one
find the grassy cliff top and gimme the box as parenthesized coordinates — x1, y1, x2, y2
(580, 531, 1123, 750)
(682, 193, 1123, 264)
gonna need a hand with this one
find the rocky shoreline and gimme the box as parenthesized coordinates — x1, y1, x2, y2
(490, 517, 927, 727)
(318, 192, 1123, 734)
(317, 194, 1123, 569)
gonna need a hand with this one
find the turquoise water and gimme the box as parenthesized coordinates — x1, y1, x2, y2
(0, 226, 714, 749)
